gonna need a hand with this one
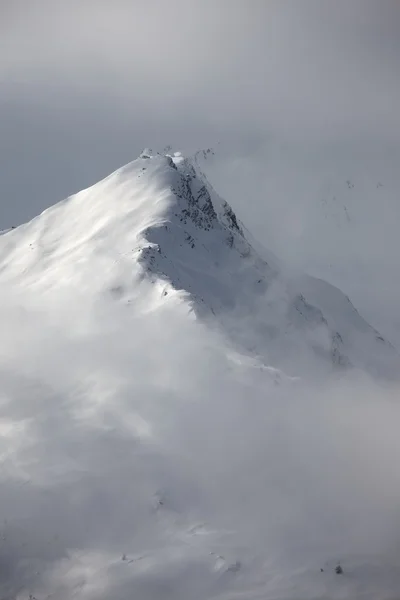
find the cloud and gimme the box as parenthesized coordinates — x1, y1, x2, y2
(1, 285, 400, 598)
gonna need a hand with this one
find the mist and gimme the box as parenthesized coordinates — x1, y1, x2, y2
(0, 283, 399, 598)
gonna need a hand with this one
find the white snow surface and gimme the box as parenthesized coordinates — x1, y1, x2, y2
(0, 151, 400, 598)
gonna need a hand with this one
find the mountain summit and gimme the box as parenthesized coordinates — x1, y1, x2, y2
(0, 149, 397, 377)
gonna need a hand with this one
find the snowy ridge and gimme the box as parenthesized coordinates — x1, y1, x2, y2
(0, 149, 398, 377)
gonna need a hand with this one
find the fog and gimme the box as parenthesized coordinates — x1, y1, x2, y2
(0, 285, 399, 598)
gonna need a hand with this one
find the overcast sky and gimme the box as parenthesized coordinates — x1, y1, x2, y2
(1, 0, 400, 338)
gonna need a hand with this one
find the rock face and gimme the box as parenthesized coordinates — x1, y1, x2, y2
(0, 149, 398, 377)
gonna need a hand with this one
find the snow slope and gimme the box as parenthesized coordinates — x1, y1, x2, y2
(0, 151, 400, 599)
(0, 149, 397, 378)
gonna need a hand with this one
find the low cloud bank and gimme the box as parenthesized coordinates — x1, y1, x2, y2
(0, 288, 399, 598)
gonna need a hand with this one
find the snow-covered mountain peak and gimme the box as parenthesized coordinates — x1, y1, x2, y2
(0, 150, 398, 378)
(2, 149, 400, 599)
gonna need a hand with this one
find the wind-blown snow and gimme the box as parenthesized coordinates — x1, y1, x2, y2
(0, 151, 396, 376)
(0, 151, 399, 599)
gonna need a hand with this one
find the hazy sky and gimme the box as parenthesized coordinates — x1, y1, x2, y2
(1, 0, 400, 337)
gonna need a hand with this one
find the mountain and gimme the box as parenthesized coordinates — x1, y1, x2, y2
(0, 149, 397, 378)
(1, 150, 400, 599)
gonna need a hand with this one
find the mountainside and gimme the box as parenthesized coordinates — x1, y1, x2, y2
(0, 149, 397, 378)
